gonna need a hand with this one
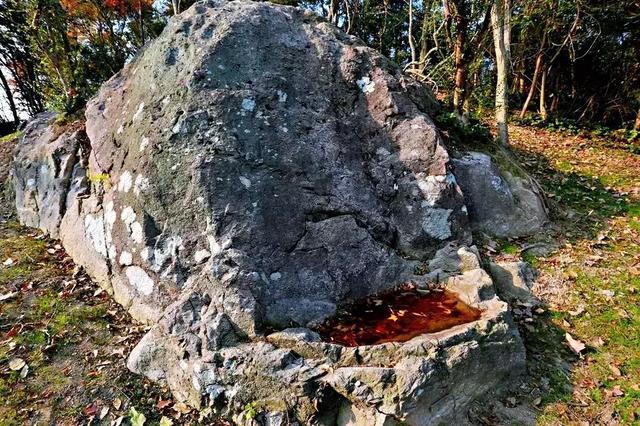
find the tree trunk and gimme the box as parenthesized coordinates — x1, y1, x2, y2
(635, 108, 640, 130)
(328, 0, 339, 25)
(491, 0, 511, 145)
(408, 0, 417, 70)
(519, 34, 546, 119)
(452, 0, 469, 120)
(539, 66, 548, 120)
(0, 68, 19, 128)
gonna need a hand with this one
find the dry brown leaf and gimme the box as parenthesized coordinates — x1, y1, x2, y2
(565, 333, 586, 355)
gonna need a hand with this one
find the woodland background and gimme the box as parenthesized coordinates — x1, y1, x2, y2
(0, 0, 639, 147)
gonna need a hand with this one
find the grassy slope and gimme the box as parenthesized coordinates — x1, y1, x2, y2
(501, 124, 640, 425)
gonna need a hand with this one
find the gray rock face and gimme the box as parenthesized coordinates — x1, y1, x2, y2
(489, 261, 539, 305)
(452, 152, 547, 237)
(12, 1, 527, 423)
(12, 113, 89, 239)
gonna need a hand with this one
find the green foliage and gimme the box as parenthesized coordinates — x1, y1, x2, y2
(243, 402, 258, 420)
(435, 111, 493, 147)
(129, 406, 147, 426)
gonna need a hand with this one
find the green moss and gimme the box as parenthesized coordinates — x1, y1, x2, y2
(0, 131, 22, 144)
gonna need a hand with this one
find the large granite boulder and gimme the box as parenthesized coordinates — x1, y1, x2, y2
(452, 152, 547, 238)
(12, 1, 526, 423)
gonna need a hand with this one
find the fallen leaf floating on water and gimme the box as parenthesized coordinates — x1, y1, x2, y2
(565, 333, 586, 355)
(8, 357, 26, 371)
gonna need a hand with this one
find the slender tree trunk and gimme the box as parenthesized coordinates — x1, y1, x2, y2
(635, 108, 640, 130)
(0, 67, 19, 128)
(491, 0, 511, 145)
(452, 1, 469, 120)
(408, 0, 417, 70)
(171, 0, 180, 15)
(328, 0, 339, 25)
(539, 66, 548, 120)
(519, 35, 546, 118)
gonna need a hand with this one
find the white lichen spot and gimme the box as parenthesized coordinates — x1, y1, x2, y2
(104, 201, 116, 226)
(133, 102, 145, 122)
(280, 126, 288, 133)
(162, 96, 170, 105)
(134, 174, 149, 196)
(238, 176, 251, 189)
(140, 247, 151, 262)
(241, 98, 255, 111)
(269, 272, 282, 281)
(172, 122, 181, 134)
(131, 221, 144, 244)
(117, 171, 133, 193)
(119, 251, 133, 266)
(84, 214, 107, 257)
(125, 266, 154, 296)
(121, 206, 136, 226)
(277, 90, 287, 103)
(208, 235, 222, 257)
(194, 249, 211, 264)
(26, 178, 36, 188)
(356, 76, 376, 94)
(140, 136, 150, 151)
(196, 196, 204, 203)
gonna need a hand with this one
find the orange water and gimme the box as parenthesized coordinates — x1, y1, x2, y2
(315, 288, 482, 347)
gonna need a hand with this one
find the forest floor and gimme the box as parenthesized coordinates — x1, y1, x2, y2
(0, 122, 638, 425)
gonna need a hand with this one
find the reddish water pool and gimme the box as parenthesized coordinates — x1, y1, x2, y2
(315, 287, 482, 347)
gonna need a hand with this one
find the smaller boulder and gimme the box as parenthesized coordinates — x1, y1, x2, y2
(452, 152, 547, 237)
(489, 261, 539, 305)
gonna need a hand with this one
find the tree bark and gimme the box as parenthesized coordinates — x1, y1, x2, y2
(0, 67, 19, 128)
(539, 66, 548, 120)
(491, 0, 511, 145)
(328, 0, 339, 25)
(452, 0, 469, 120)
(635, 108, 640, 130)
(519, 34, 546, 119)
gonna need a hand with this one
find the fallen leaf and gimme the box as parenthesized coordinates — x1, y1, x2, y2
(20, 364, 29, 378)
(111, 415, 124, 426)
(565, 333, 586, 355)
(157, 399, 172, 410)
(609, 365, 622, 377)
(159, 416, 173, 426)
(532, 396, 542, 406)
(2, 258, 14, 267)
(83, 403, 98, 417)
(611, 385, 624, 397)
(568, 305, 585, 316)
(100, 406, 110, 419)
(8, 357, 26, 371)
(387, 314, 398, 322)
(601, 289, 615, 298)
(0, 291, 16, 301)
(172, 402, 191, 414)
(592, 337, 605, 347)
(113, 398, 122, 410)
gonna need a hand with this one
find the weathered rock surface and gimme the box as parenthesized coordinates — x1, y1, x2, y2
(489, 261, 539, 305)
(12, 1, 528, 423)
(452, 152, 547, 237)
